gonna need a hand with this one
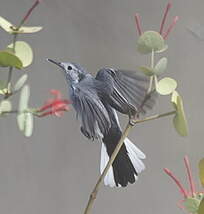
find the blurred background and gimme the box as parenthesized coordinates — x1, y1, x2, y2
(0, 0, 203, 213)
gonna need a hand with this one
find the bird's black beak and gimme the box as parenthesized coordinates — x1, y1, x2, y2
(47, 58, 64, 69)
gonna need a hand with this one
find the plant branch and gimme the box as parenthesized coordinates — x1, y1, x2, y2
(84, 122, 134, 214)
(83, 109, 176, 214)
(132, 110, 176, 124)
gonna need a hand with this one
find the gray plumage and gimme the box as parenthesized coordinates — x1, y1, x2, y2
(47, 59, 156, 187)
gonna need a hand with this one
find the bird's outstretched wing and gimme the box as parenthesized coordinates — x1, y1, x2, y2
(95, 68, 156, 115)
(71, 81, 111, 139)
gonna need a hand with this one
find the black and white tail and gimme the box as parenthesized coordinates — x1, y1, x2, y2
(100, 137, 145, 187)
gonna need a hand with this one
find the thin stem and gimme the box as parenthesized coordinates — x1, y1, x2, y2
(184, 156, 196, 197)
(132, 110, 176, 124)
(164, 168, 188, 198)
(147, 49, 154, 94)
(5, 0, 41, 99)
(159, 2, 172, 35)
(5, 34, 18, 93)
(84, 122, 133, 214)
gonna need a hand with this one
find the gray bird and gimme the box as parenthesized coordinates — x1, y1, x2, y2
(47, 59, 156, 187)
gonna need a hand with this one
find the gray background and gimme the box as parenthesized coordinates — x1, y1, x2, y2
(0, 0, 203, 213)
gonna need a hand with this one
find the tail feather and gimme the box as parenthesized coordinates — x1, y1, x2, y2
(100, 143, 116, 187)
(100, 138, 145, 188)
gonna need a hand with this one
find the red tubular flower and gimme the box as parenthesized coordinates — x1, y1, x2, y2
(38, 90, 71, 117)
(164, 156, 204, 213)
(135, 2, 178, 39)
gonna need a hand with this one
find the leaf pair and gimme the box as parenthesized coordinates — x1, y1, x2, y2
(0, 16, 42, 34)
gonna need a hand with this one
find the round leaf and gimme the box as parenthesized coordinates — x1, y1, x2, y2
(8, 41, 33, 67)
(19, 85, 30, 111)
(138, 66, 155, 76)
(199, 158, 204, 187)
(171, 91, 188, 137)
(154, 57, 168, 75)
(0, 16, 14, 33)
(198, 198, 204, 214)
(18, 26, 43, 34)
(14, 74, 28, 91)
(0, 51, 22, 69)
(156, 77, 177, 95)
(137, 31, 165, 54)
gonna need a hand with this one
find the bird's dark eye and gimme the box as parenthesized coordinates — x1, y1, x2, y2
(67, 65, 72, 70)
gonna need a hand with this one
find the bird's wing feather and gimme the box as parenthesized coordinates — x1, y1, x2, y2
(71, 83, 110, 138)
(95, 68, 156, 114)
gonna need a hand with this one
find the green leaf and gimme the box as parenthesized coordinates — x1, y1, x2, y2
(183, 197, 201, 214)
(0, 100, 12, 113)
(17, 112, 34, 137)
(0, 51, 23, 69)
(171, 91, 188, 137)
(18, 26, 43, 33)
(14, 74, 28, 91)
(156, 77, 177, 95)
(138, 66, 155, 76)
(137, 31, 165, 54)
(7, 41, 33, 67)
(154, 57, 168, 75)
(198, 198, 204, 214)
(17, 113, 25, 131)
(199, 158, 204, 187)
(0, 16, 14, 33)
(19, 85, 30, 111)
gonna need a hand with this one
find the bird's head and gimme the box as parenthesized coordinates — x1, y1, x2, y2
(47, 59, 86, 84)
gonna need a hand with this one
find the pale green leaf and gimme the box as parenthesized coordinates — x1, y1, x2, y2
(137, 31, 165, 54)
(19, 85, 30, 111)
(171, 91, 188, 137)
(138, 66, 155, 76)
(0, 16, 14, 33)
(8, 41, 33, 67)
(154, 57, 168, 75)
(183, 197, 201, 214)
(14, 74, 28, 91)
(18, 26, 43, 33)
(198, 198, 204, 214)
(0, 100, 12, 112)
(24, 113, 33, 137)
(199, 158, 204, 187)
(0, 51, 23, 69)
(17, 113, 25, 131)
(156, 77, 177, 95)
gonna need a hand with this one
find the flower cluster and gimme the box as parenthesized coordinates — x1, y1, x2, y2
(38, 90, 71, 117)
(135, 2, 178, 39)
(164, 156, 204, 213)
